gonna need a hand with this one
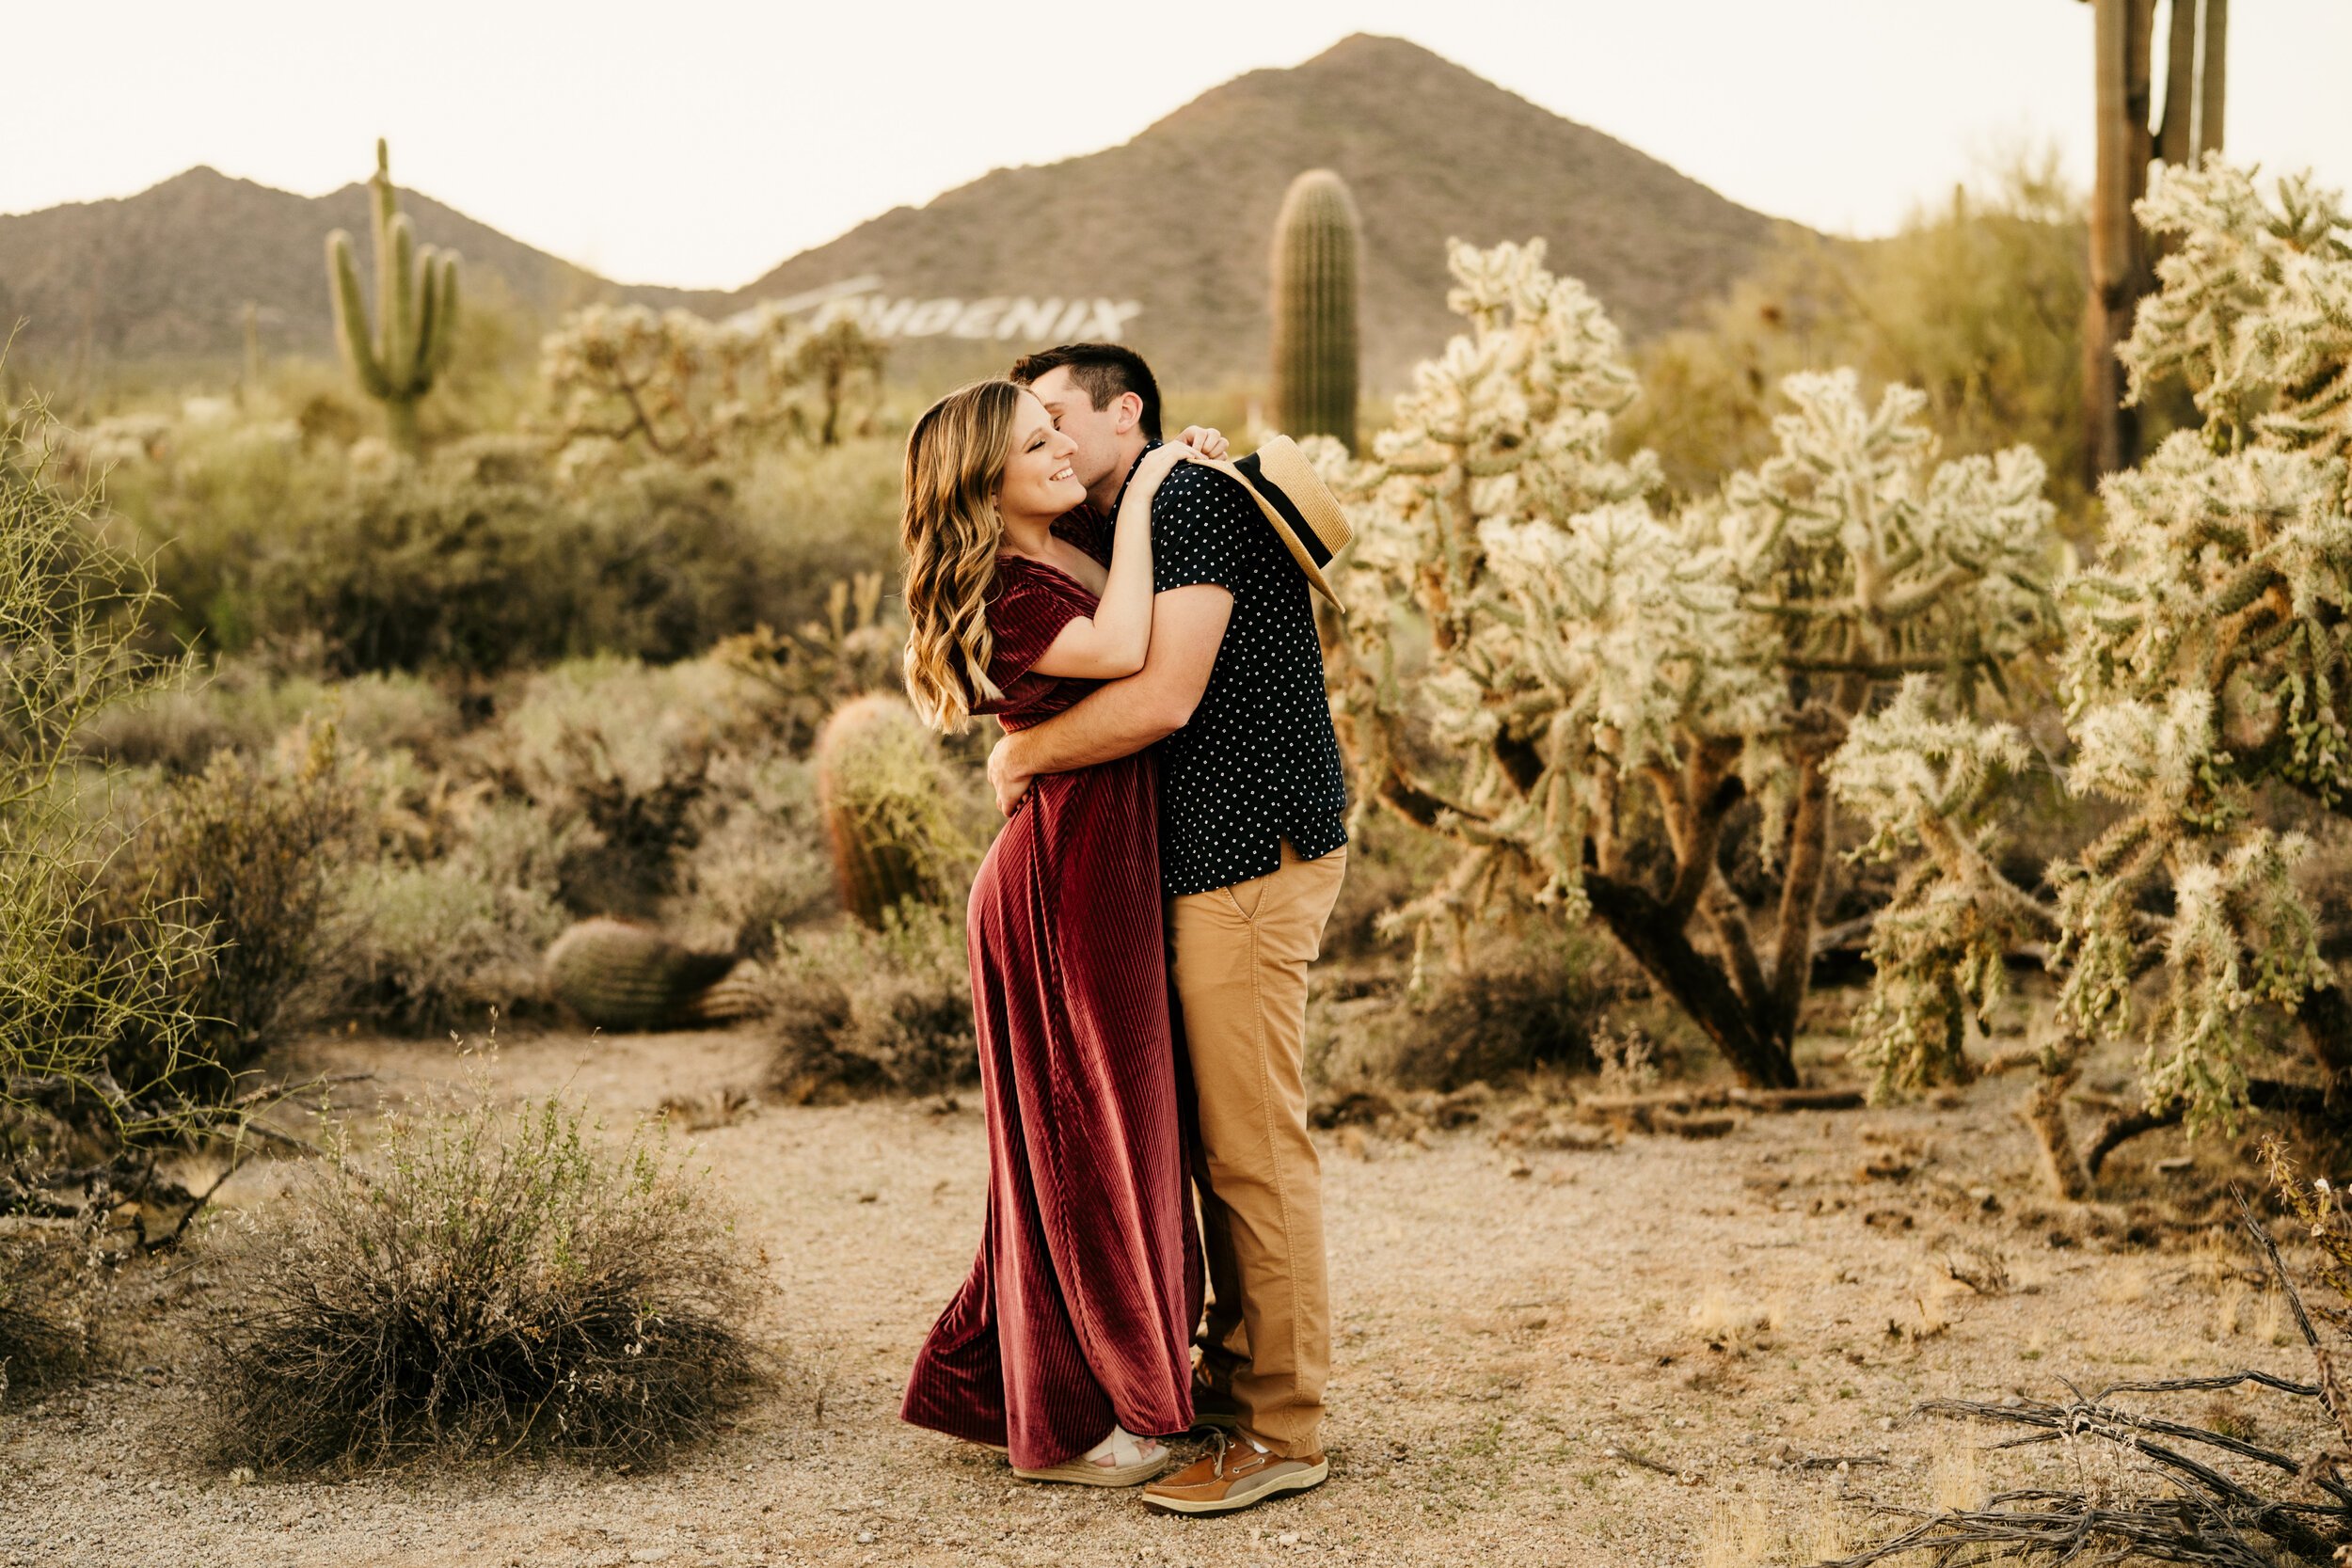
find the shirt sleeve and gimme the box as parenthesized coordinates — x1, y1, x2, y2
(981, 567, 1091, 693)
(1151, 466, 1261, 595)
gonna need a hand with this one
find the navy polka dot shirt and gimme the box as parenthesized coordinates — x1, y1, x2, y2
(1104, 445, 1349, 898)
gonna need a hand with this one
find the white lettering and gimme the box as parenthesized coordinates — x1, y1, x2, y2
(864, 297, 919, 336)
(802, 293, 1144, 341)
(899, 298, 962, 338)
(1081, 299, 1145, 340)
(995, 298, 1064, 340)
(950, 298, 1009, 339)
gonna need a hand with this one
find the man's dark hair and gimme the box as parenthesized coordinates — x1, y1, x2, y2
(1009, 342, 1163, 441)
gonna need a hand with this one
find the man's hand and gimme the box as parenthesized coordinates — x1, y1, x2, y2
(987, 733, 1033, 816)
(1174, 424, 1231, 460)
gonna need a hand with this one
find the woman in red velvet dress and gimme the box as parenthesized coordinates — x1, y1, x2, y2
(895, 379, 1205, 1486)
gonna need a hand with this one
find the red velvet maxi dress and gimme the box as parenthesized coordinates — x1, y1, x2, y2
(899, 520, 1202, 1470)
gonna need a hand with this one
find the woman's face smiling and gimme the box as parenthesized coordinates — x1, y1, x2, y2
(997, 390, 1085, 523)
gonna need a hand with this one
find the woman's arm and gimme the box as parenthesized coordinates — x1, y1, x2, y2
(1027, 443, 1192, 680)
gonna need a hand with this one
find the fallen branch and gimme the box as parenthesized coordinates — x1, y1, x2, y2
(1576, 1085, 1864, 1120)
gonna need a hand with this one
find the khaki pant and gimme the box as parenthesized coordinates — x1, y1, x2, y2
(1169, 839, 1346, 1458)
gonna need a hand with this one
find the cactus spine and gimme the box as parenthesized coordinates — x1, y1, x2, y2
(814, 693, 960, 927)
(1270, 168, 1362, 450)
(325, 138, 459, 451)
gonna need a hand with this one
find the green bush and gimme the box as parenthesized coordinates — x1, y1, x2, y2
(85, 663, 462, 776)
(1621, 150, 2098, 523)
(761, 904, 976, 1100)
(1318, 927, 1613, 1091)
(660, 749, 834, 957)
(469, 657, 768, 919)
(88, 728, 361, 1094)
(200, 1091, 762, 1470)
(3, 395, 204, 1132)
(336, 798, 574, 1033)
(107, 415, 906, 678)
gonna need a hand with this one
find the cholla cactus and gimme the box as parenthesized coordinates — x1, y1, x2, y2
(1332, 241, 2058, 1088)
(539, 302, 875, 474)
(1832, 161, 2352, 1168)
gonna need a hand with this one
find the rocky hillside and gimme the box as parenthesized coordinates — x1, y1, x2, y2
(736, 34, 1792, 388)
(0, 36, 1790, 391)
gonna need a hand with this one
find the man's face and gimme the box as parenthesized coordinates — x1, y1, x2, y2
(1026, 365, 1141, 495)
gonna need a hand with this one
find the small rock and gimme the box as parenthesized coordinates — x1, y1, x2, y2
(628, 1551, 673, 1564)
(1879, 1417, 1896, 1432)
(1505, 1158, 1532, 1180)
(1278, 1531, 1300, 1545)
(855, 1532, 877, 1545)
(855, 1192, 879, 1204)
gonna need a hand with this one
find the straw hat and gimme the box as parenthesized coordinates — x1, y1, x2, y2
(1195, 436, 1351, 608)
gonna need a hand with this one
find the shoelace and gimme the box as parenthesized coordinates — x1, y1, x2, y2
(1208, 1431, 1232, 1480)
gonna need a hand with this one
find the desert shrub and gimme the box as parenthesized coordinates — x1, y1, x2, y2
(761, 904, 976, 1100)
(1319, 927, 1611, 1090)
(713, 571, 907, 755)
(0, 1236, 103, 1401)
(201, 1090, 762, 1471)
(88, 728, 362, 1094)
(337, 799, 574, 1033)
(92, 381, 905, 679)
(85, 663, 462, 776)
(470, 657, 769, 919)
(1625, 150, 2095, 521)
(660, 750, 834, 956)
(2, 395, 205, 1132)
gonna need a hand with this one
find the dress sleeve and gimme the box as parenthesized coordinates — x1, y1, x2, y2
(981, 564, 1092, 695)
(1151, 465, 1260, 594)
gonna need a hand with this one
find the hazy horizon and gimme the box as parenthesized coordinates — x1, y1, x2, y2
(11, 2, 2351, 292)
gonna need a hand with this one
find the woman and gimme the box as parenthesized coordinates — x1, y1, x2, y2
(896, 379, 1209, 1485)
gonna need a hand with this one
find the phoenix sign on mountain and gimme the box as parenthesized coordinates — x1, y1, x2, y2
(774, 276, 1143, 342)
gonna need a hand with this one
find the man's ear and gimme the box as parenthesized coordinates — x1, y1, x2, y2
(1112, 391, 1144, 436)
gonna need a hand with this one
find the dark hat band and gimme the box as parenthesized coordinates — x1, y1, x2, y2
(1233, 451, 1333, 567)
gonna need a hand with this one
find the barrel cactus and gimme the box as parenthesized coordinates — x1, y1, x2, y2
(1270, 168, 1362, 450)
(325, 138, 460, 452)
(814, 693, 967, 927)
(545, 918, 740, 1032)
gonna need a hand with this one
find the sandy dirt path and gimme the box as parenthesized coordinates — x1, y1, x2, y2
(0, 1025, 2321, 1566)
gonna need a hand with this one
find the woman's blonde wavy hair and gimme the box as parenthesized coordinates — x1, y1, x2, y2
(900, 379, 1026, 732)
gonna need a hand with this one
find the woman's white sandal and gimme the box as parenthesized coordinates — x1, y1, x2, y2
(1011, 1425, 1169, 1487)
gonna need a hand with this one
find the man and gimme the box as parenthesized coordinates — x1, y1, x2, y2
(994, 342, 1349, 1515)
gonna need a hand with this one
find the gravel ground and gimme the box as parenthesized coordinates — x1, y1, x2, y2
(0, 1024, 2324, 1567)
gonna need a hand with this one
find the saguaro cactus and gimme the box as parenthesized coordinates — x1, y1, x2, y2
(1270, 168, 1362, 450)
(326, 138, 459, 451)
(814, 693, 963, 927)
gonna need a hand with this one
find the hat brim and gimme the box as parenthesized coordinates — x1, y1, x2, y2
(1199, 438, 1350, 610)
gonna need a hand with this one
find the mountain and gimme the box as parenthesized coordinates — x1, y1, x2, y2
(0, 36, 1790, 392)
(736, 34, 1792, 389)
(0, 166, 724, 373)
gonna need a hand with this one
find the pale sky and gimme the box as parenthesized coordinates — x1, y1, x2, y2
(11, 2, 2350, 290)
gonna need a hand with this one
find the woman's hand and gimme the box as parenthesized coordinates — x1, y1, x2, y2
(1134, 438, 1197, 491)
(1173, 425, 1230, 460)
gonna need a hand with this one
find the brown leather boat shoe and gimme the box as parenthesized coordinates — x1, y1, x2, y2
(1141, 1430, 1327, 1514)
